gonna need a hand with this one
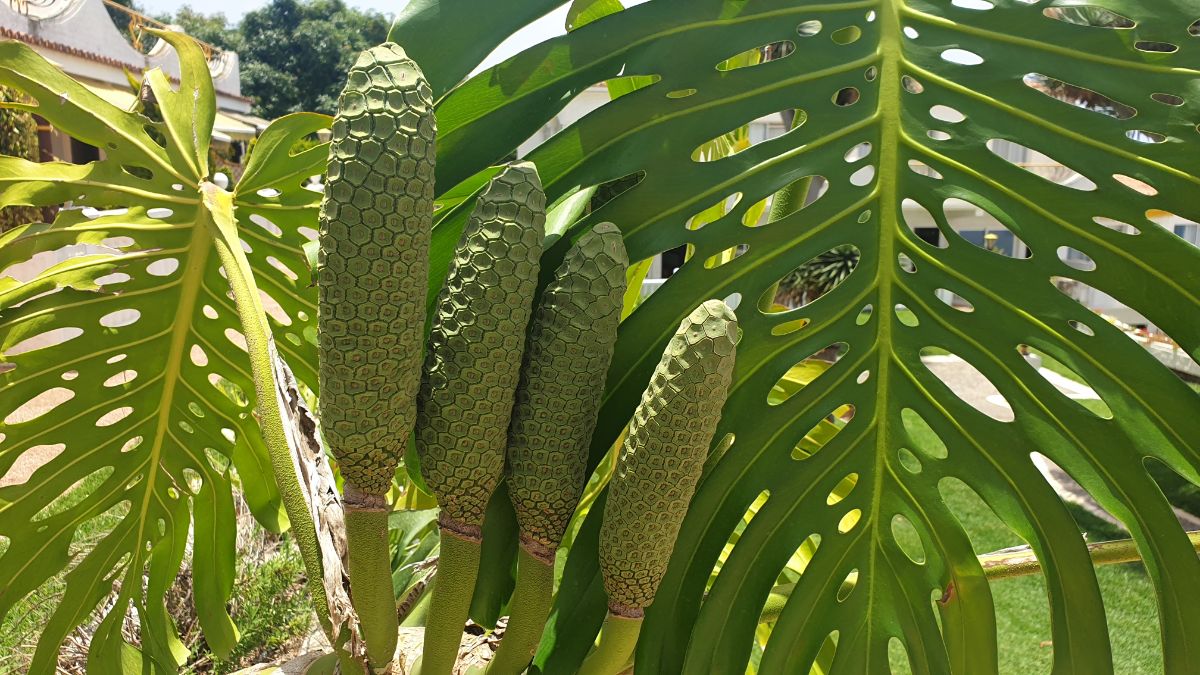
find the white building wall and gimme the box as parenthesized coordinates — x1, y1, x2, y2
(517, 87, 612, 157)
(1, 0, 248, 109)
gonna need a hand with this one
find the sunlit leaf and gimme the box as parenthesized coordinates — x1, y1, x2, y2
(0, 34, 328, 671)
(391, 1, 1200, 673)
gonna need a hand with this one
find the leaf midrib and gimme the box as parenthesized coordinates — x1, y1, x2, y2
(862, 1, 905, 669)
(129, 196, 215, 579)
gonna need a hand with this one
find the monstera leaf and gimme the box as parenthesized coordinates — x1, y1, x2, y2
(391, 1, 1200, 673)
(0, 34, 329, 671)
(4, 1, 1200, 673)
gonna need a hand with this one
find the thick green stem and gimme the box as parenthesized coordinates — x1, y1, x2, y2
(766, 174, 811, 223)
(979, 530, 1200, 581)
(201, 184, 336, 641)
(420, 527, 483, 675)
(577, 612, 643, 675)
(485, 546, 555, 675)
(344, 493, 398, 669)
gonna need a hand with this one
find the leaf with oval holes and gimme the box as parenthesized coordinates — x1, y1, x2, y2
(387, 2, 1200, 674)
(4, 1, 1200, 672)
(0, 33, 331, 672)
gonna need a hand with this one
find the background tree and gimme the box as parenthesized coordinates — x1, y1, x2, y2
(0, 85, 43, 232)
(235, 0, 389, 118)
(103, 0, 138, 37)
(167, 7, 240, 51)
(158, 0, 387, 118)
(775, 244, 860, 308)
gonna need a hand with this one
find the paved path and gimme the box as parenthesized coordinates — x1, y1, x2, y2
(921, 354, 1200, 532)
(0, 390, 71, 488)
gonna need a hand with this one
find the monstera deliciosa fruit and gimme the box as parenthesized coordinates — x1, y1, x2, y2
(1, 0, 1199, 673)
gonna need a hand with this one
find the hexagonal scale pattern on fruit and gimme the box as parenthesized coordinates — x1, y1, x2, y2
(599, 299, 738, 611)
(317, 42, 435, 495)
(417, 162, 546, 528)
(507, 223, 628, 552)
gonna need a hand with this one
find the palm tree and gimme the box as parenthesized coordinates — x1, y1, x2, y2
(775, 245, 860, 308)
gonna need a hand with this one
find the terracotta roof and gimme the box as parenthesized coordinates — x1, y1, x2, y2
(1, 25, 140, 71)
(0, 26, 253, 103)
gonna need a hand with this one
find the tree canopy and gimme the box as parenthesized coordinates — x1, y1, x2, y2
(165, 0, 390, 118)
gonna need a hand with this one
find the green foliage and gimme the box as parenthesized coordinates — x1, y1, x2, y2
(236, 0, 390, 118)
(207, 541, 312, 673)
(1032, 348, 1200, 517)
(775, 244, 861, 308)
(166, 7, 240, 51)
(2, 1, 1200, 673)
(925, 479, 1163, 675)
(159, 0, 390, 118)
(0, 472, 128, 673)
(566, 0, 624, 33)
(387, 2, 1200, 673)
(0, 85, 42, 232)
(388, 508, 439, 596)
(0, 497, 315, 674)
(103, 0, 138, 39)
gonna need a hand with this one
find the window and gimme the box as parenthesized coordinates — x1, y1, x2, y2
(1174, 223, 1199, 247)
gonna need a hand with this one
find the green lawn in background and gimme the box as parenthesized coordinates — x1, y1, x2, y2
(932, 482, 1160, 674)
(0, 472, 311, 674)
(0, 471, 127, 672)
(888, 410, 1164, 675)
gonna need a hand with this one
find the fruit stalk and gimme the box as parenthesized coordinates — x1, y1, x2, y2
(487, 223, 628, 674)
(586, 299, 738, 674)
(416, 162, 546, 674)
(420, 525, 484, 674)
(576, 612, 643, 675)
(342, 487, 395, 668)
(485, 546, 556, 675)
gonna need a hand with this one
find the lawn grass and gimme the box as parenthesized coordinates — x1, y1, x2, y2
(195, 542, 312, 673)
(0, 473, 313, 674)
(886, 410, 1165, 674)
(926, 481, 1161, 674)
(0, 471, 126, 673)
